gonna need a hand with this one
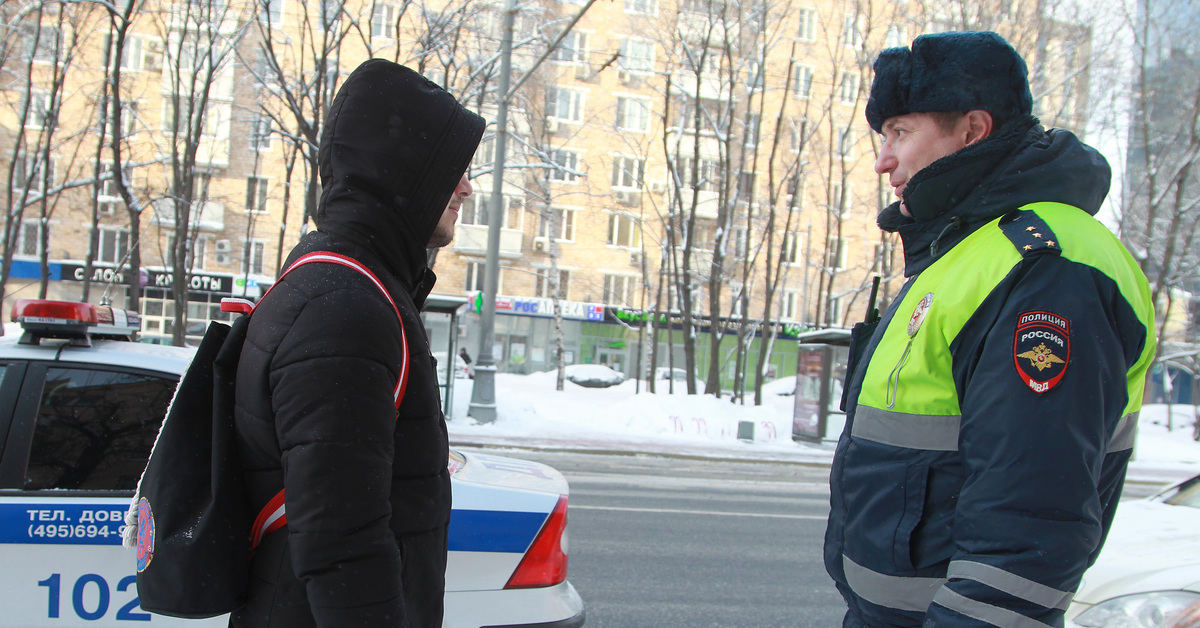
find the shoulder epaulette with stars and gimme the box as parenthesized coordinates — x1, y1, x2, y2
(998, 209, 1062, 257)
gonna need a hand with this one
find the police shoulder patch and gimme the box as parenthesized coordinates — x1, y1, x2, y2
(1013, 310, 1070, 394)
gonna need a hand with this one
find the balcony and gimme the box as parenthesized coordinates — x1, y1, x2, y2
(455, 224, 523, 256)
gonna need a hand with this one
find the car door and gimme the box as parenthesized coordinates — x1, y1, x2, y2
(0, 359, 223, 626)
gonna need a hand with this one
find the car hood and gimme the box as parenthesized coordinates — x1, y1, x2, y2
(1075, 501, 1200, 604)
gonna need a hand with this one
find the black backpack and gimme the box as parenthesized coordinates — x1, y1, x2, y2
(125, 252, 409, 618)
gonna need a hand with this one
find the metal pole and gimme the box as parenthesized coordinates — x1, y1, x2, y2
(467, 0, 516, 423)
(467, 0, 600, 422)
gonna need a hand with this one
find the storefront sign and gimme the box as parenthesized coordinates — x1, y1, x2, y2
(145, 270, 232, 294)
(475, 293, 604, 321)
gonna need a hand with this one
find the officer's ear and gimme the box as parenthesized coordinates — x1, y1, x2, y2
(963, 110, 993, 146)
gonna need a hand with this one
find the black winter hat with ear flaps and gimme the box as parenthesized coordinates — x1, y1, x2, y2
(865, 31, 1033, 133)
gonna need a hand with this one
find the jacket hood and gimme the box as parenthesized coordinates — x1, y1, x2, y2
(879, 115, 1111, 276)
(316, 59, 485, 286)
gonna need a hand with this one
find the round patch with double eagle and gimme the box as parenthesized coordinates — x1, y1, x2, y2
(1013, 310, 1070, 394)
(136, 497, 154, 573)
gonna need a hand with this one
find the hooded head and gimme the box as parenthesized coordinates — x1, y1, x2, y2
(865, 31, 1032, 134)
(316, 59, 485, 283)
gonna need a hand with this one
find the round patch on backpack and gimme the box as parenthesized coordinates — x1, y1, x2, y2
(136, 497, 154, 572)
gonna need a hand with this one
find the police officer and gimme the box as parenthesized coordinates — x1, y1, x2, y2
(824, 32, 1156, 627)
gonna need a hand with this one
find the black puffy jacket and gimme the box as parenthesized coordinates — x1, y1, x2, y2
(230, 60, 483, 628)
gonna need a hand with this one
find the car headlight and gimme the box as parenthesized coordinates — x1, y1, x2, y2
(1075, 592, 1200, 628)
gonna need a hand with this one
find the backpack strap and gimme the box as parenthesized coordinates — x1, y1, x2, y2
(222, 251, 411, 551)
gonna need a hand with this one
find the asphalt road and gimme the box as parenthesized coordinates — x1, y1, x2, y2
(499, 450, 845, 627)
(484, 448, 1176, 628)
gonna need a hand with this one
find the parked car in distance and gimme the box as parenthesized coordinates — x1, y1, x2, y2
(1067, 474, 1200, 628)
(563, 363, 624, 388)
(0, 299, 583, 628)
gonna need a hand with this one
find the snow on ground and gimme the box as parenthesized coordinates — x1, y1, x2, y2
(446, 371, 1200, 482)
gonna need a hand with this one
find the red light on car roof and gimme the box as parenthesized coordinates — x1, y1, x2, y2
(505, 495, 569, 589)
(11, 299, 98, 324)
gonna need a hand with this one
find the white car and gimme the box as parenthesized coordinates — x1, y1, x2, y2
(0, 299, 584, 628)
(1067, 474, 1200, 628)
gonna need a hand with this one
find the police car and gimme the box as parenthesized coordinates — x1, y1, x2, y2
(0, 299, 584, 628)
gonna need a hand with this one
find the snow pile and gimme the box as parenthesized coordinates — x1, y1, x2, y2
(448, 373, 1200, 473)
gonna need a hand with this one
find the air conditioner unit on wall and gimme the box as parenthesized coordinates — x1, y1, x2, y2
(629, 251, 642, 266)
(214, 253, 230, 265)
(546, 118, 560, 134)
(215, 239, 232, 253)
(618, 70, 633, 85)
(615, 190, 641, 206)
(534, 239, 546, 252)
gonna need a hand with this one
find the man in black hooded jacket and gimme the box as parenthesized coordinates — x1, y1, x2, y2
(824, 32, 1156, 627)
(230, 59, 484, 627)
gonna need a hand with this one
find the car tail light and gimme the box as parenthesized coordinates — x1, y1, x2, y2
(505, 495, 568, 589)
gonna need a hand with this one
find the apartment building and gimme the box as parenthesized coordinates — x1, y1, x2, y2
(0, 0, 1091, 386)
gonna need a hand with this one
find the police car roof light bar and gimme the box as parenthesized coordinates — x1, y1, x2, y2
(11, 299, 139, 347)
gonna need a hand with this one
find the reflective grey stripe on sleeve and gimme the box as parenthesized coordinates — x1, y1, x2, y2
(851, 405, 961, 451)
(843, 555, 945, 613)
(932, 588, 1055, 628)
(947, 560, 1073, 611)
(1107, 412, 1138, 453)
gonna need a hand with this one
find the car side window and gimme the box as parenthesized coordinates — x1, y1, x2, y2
(24, 366, 175, 491)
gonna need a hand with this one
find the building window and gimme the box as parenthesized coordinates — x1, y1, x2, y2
(539, 208, 577, 241)
(885, 23, 906, 48)
(118, 35, 144, 70)
(536, 268, 570, 299)
(842, 15, 863, 48)
(473, 137, 495, 168)
(837, 125, 855, 158)
(838, 70, 859, 104)
(464, 260, 498, 292)
(17, 220, 44, 256)
(603, 274, 637, 305)
(14, 153, 53, 193)
(371, 3, 395, 38)
(746, 60, 764, 91)
(243, 239, 266, 275)
(872, 241, 894, 274)
(98, 162, 130, 214)
(797, 7, 816, 41)
(832, 182, 852, 215)
(619, 39, 654, 72)
(790, 117, 808, 152)
(675, 156, 719, 192)
(98, 227, 131, 265)
(551, 30, 588, 63)
(24, 25, 60, 63)
(743, 114, 761, 147)
(616, 96, 651, 132)
(608, 213, 641, 248)
(624, 0, 655, 16)
(781, 290, 801, 320)
(547, 87, 584, 122)
(825, 236, 847, 270)
(320, 0, 341, 29)
(783, 232, 801, 264)
(258, 0, 283, 26)
(792, 65, 813, 99)
(549, 149, 580, 182)
(733, 227, 749, 259)
(250, 113, 272, 151)
(246, 176, 268, 212)
(611, 156, 645, 189)
(26, 90, 52, 129)
(464, 194, 522, 229)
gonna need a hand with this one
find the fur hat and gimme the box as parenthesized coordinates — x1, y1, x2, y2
(865, 31, 1032, 133)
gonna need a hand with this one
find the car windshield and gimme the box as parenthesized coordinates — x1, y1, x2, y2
(1163, 476, 1200, 508)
